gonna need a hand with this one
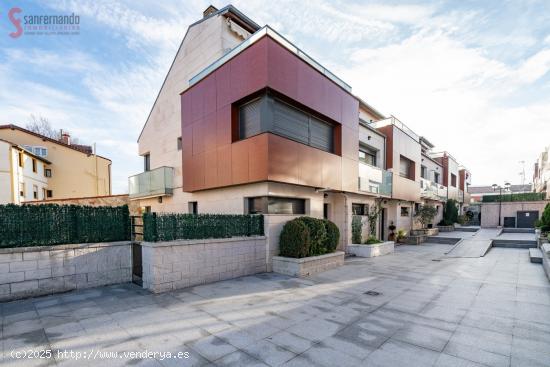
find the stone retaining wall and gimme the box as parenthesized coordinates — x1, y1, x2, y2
(140, 236, 267, 293)
(0, 242, 132, 301)
(347, 242, 394, 258)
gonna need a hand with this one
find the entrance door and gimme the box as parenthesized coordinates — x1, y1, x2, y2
(517, 211, 539, 228)
(379, 208, 386, 241)
(132, 243, 143, 286)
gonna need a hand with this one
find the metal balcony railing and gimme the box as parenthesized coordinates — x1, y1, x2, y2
(358, 163, 392, 196)
(420, 178, 447, 201)
(128, 166, 174, 200)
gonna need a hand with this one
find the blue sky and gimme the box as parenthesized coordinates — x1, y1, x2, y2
(1, 0, 549, 193)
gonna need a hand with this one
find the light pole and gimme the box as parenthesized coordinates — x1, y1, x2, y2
(492, 182, 510, 226)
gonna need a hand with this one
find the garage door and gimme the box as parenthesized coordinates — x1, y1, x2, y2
(516, 211, 539, 228)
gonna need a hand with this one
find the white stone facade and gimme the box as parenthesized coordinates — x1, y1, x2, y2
(0, 242, 132, 301)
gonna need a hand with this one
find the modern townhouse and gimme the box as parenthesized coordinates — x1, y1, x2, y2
(130, 5, 471, 257)
(533, 146, 549, 199)
(0, 124, 111, 203)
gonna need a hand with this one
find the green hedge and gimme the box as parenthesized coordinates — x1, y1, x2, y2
(0, 204, 130, 248)
(482, 192, 546, 202)
(143, 213, 264, 242)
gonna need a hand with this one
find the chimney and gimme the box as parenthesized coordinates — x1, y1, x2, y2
(61, 131, 71, 145)
(203, 5, 218, 18)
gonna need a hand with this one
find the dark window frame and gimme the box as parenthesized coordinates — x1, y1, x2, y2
(400, 206, 410, 217)
(451, 173, 457, 187)
(177, 137, 182, 151)
(44, 168, 52, 178)
(247, 196, 306, 215)
(359, 145, 377, 166)
(143, 153, 150, 172)
(237, 92, 336, 154)
(188, 201, 198, 215)
(352, 203, 368, 216)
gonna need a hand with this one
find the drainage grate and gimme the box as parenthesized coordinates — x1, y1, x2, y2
(364, 290, 381, 296)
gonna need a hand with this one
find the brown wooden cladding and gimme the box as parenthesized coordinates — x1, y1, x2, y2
(181, 35, 359, 192)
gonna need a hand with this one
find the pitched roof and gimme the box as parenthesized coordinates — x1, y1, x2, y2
(137, 5, 261, 142)
(0, 124, 111, 161)
(0, 138, 51, 164)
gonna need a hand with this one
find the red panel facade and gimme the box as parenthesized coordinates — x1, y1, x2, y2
(180, 35, 360, 192)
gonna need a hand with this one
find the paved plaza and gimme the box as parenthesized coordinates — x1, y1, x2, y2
(2, 243, 550, 367)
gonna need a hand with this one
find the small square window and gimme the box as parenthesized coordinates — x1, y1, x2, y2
(400, 207, 410, 217)
(46, 190, 53, 198)
(352, 203, 368, 216)
(44, 169, 52, 177)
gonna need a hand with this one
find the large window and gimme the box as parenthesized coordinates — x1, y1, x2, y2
(359, 145, 376, 166)
(238, 93, 335, 153)
(399, 155, 414, 180)
(247, 196, 306, 215)
(420, 165, 427, 179)
(451, 173, 457, 187)
(434, 172, 440, 184)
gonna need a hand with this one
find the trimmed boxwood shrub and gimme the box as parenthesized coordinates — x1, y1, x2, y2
(279, 218, 310, 258)
(323, 219, 339, 253)
(279, 217, 339, 258)
(296, 216, 327, 256)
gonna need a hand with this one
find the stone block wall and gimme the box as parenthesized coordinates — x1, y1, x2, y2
(0, 242, 132, 301)
(141, 236, 267, 293)
(272, 251, 345, 278)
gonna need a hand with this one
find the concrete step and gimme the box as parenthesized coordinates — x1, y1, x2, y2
(502, 228, 535, 234)
(492, 239, 538, 249)
(529, 248, 543, 263)
(426, 236, 461, 245)
(454, 227, 480, 232)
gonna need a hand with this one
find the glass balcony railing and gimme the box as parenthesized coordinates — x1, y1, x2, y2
(420, 178, 447, 201)
(128, 166, 174, 199)
(358, 163, 392, 196)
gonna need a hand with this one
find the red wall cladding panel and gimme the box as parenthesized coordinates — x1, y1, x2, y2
(181, 35, 360, 192)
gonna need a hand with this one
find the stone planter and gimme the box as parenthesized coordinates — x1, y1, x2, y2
(541, 243, 550, 282)
(272, 251, 344, 278)
(425, 228, 439, 236)
(437, 225, 454, 232)
(347, 241, 394, 258)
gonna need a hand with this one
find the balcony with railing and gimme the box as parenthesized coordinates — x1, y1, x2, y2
(128, 166, 174, 200)
(420, 178, 447, 202)
(358, 163, 392, 196)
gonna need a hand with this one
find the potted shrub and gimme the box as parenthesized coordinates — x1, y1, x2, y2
(414, 205, 437, 233)
(388, 222, 396, 241)
(396, 229, 407, 244)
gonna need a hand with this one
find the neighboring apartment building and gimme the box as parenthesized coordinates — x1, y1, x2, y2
(533, 146, 549, 199)
(130, 5, 471, 256)
(0, 125, 111, 203)
(0, 139, 50, 204)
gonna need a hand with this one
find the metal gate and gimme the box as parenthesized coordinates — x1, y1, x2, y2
(132, 243, 142, 286)
(517, 211, 539, 228)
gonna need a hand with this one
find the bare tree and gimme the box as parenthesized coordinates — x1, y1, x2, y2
(26, 115, 59, 139)
(26, 115, 80, 144)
